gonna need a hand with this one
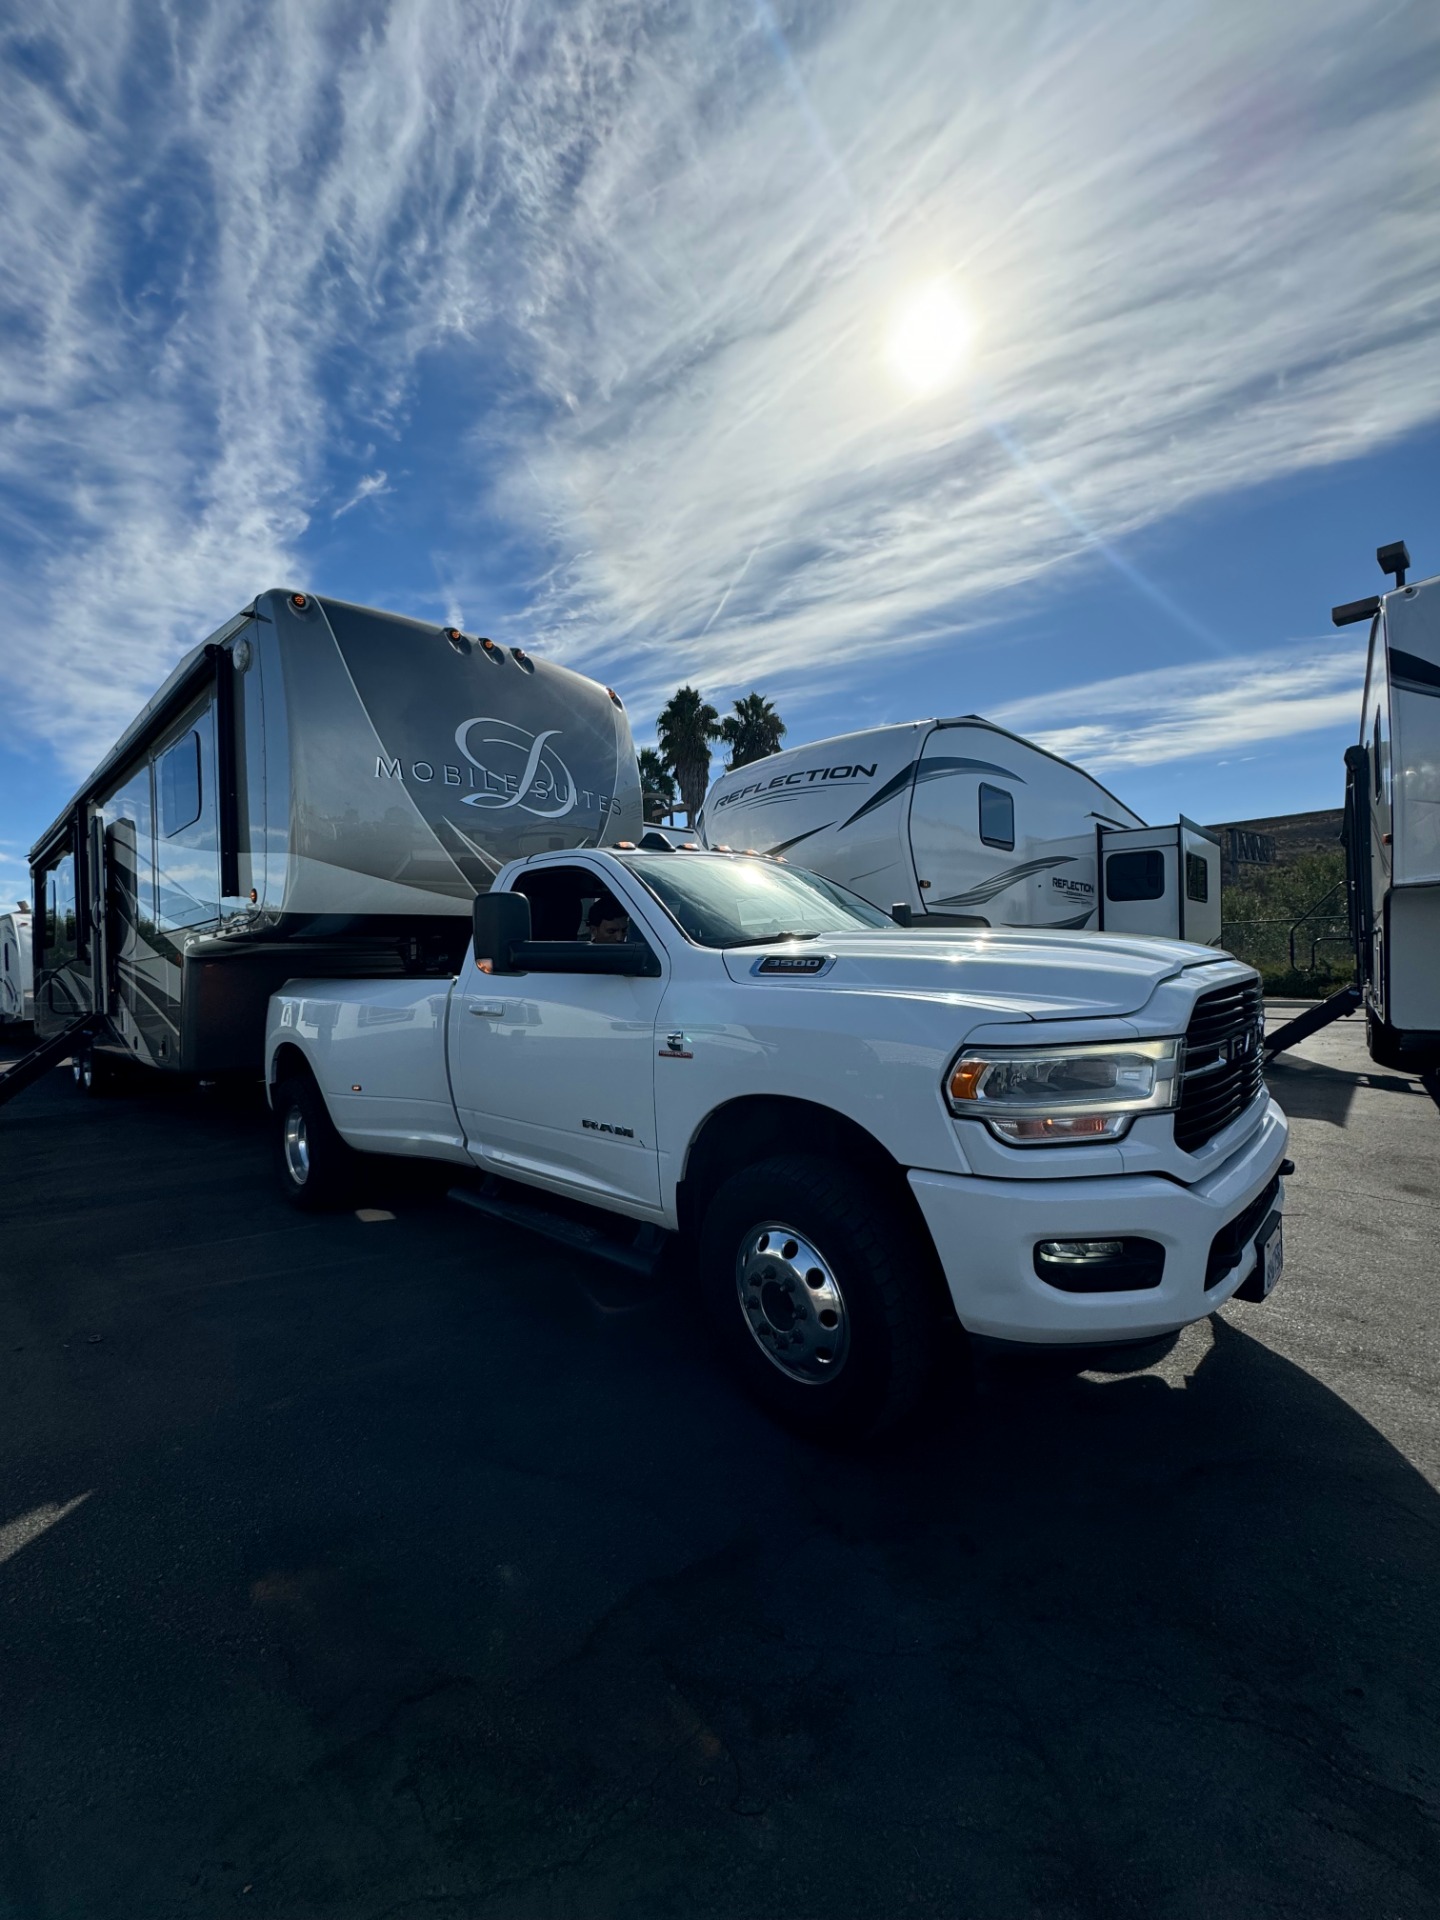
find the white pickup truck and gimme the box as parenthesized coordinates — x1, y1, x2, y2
(264, 843, 1290, 1437)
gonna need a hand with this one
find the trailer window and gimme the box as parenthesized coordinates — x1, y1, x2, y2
(1106, 849, 1165, 901)
(1185, 852, 1209, 903)
(159, 732, 202, 836)
(978, 783, 1015, 850)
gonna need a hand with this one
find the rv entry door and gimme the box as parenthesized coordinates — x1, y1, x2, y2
(1097, 821, 1220, 945)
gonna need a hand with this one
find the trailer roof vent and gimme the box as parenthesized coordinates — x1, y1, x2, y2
(479, 637, 504, 664)
(510, 647, 535, 673)
(443, 626, 471, 655)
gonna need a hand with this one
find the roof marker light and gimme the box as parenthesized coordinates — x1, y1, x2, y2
(289, 593, 308, 609)
(606, 686, 625, 708)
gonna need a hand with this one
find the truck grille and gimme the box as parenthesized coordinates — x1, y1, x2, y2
(1174, 976, 1266, 1154)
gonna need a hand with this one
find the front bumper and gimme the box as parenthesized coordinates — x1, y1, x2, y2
(908, 1097, 1289, 1343)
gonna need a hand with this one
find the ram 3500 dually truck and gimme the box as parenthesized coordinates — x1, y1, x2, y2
(264, 844, 1290, 1437)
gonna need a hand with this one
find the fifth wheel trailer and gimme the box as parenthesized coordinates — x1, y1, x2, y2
(0, 904, 33, 1025)
(27, 591, 641, 1084)
(1324, 543, 1440, 1070)
(698, 717, 1222, 943)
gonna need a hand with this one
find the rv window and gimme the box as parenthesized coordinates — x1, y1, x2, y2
(978, 783, 1015, 850)
(159, 732, 202, 837)
(1106, 849, 1165, 901)
(1185, 851, 1209, 903)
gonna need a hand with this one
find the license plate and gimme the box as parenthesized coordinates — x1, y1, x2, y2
(1256, 1214, 1284, 1297)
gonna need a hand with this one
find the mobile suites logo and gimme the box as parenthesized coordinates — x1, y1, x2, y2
(375, 717, 619, 817)
(715, 761, 879, 809)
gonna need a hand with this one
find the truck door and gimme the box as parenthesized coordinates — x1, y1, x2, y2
(1097, 821, 1221, 943)
(448, 864, 664, 1209)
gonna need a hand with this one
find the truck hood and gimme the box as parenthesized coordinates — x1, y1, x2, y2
(719, 928, 1234, 1023)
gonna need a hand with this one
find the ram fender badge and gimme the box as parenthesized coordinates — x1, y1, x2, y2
(659, 1031, 693, 1060)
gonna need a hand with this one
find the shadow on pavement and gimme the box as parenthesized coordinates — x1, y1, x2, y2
(1, 1078, 1438, 1919)
(1265, 1050, 1433, 1127)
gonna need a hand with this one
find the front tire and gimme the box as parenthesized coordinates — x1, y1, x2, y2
(698, 1154, 941, 1441)
(274, 1074, 358, 1211)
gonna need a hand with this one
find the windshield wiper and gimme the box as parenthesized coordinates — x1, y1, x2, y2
(721, 930, 823, 948)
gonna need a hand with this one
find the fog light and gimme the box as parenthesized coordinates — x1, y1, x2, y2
(1036, 1239, 1124, 1263)
(1033, 1237, 1165, 1293)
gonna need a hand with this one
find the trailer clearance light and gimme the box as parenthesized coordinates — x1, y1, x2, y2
(944, 1037, 1182, 1146)
(289, 593, 308, 610)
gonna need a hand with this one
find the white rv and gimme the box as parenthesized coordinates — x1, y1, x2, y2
(699, 718, 1221, 944)
(1331, 544, 1440, 1070)
(0, 903, 33, 1025)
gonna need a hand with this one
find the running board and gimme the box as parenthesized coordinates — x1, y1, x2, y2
(1263, 983, 1362, 1059)
(0, 1017, 90, 1108)
(447, 1176, 671, 1277)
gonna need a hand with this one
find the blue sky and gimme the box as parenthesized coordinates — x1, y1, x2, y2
(2, 0, 1439, 904)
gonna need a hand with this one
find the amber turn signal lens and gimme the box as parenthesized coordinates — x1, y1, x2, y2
(948, 1058, 987, 1103)
(290, 592, 308, 609)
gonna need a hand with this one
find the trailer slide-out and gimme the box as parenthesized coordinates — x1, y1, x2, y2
(29, 592, 641, 1084)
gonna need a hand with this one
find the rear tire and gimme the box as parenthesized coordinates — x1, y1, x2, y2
(274, 1074, 358, 1211)
(698, 1154, 942, 1441)
(1367, 1010, 1419, 1073)
(73, 1041, 124, 1097)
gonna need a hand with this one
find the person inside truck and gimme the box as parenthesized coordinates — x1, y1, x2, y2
(584, 896, 629, 944)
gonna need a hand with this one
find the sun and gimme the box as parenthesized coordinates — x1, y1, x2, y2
(884, 281, 978, 395)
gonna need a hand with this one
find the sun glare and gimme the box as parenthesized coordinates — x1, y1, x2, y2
(885, 282, 977, 395)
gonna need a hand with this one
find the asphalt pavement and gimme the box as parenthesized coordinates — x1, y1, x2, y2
(0, 1010, 1437, 1920)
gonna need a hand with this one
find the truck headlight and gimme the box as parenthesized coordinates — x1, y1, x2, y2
(945, 1037, 1182, 1144)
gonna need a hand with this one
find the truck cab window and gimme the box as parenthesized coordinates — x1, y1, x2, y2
(159, 732, 202, 837)
(513, 866, 631, 944)
(978, 783, 1015, 850)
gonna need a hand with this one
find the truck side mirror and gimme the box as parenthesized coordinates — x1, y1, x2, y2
(472, 890, 531, 974)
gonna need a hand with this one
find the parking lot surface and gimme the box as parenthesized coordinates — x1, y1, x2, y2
(0, 1010, 1437, 1920)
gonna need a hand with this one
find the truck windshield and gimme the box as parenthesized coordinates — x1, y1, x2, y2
(613, 852, 894, 947)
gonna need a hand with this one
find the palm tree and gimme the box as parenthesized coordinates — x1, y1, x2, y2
(719, 692, 786, 770)
(656, 686, 720, 824)
(636, 748, 677, 825)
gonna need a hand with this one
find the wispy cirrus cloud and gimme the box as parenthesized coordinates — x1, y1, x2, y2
(0, 0, 1437, 784)
(332, 471, 391, 519)
(991, 641, 1367, 772)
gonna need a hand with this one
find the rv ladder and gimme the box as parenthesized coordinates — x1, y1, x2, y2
(0, 1017, 92, 1109)
(1263, 983, 1362, 1061)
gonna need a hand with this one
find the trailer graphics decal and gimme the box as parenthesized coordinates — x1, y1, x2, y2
(456, 718, 581, 817)
(839, 756, 1024, 832)
(713, 762, 880, 812)
(929, 855, 1078, 913)
(1389, 648, 1440, 698)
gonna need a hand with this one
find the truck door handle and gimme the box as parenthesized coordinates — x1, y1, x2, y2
(470, 1002, 506, 1017)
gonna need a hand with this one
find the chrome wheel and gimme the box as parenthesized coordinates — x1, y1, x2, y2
(735, 1221, 850, 1384)
(282, 1107, 310, 1185)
